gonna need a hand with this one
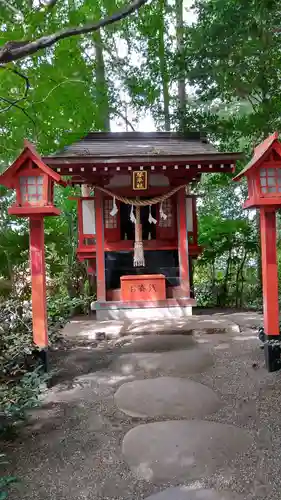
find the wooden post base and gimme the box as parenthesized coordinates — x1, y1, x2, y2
(38, 348, 49, 373)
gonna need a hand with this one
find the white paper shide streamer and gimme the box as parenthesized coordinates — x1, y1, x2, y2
(110, 196, 118, 216)
(148, 205, 157, 224)
(159, 201, 167, 220)
(130, 204, 136, 224)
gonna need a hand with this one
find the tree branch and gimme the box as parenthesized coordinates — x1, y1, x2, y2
(0, 67, 30, 108)
(247, 95, 258, 112)
(111, 107, 136, 131)
(33, 78, 86, 104)
(0, 0, 150, 64)
(0, 67, 33, 124)
(9, 68, 30, 99)
(0, 96, 36, 125)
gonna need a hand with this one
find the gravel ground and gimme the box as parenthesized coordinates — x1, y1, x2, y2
(2, 312, 281, 500)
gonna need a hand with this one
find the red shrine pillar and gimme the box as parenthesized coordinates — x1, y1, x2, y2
(177, 187, 190, 296)
(29, 217, 48, 348)
(260, 207, 280, 371)
(95, 189, 106, 302)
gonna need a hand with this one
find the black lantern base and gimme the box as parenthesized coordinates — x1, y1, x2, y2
(264, 336, 281, 372)
(38, 348, 49, 373)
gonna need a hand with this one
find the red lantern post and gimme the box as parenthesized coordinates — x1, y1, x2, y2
(0, 141, 66, 365)
(234, 132, 281, 371)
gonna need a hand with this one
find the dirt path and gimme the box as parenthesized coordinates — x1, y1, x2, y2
(2, 312, 281, 500)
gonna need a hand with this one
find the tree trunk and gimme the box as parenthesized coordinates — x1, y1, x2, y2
(239, 254, 247, 309)
(211, 259, 216, 299)
(235, 250, 248, 308)
(220, 248, 232, 306)
(93, 31, 110, 131)
(158, 0, 170, 131)
(176, 0, 186, 130)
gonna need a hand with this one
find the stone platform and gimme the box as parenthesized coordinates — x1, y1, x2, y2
(92, 302, 194, 320)
(62, 312, 241, 342)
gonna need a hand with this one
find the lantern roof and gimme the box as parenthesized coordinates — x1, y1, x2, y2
(233, 132, 280, 181)
(0, 140, 67, 189)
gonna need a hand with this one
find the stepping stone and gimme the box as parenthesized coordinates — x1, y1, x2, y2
(185, 316, 240, 335)
(110, 348, 213, 377)
(144, 487, 244, 500)
(221, 312, 263, 329)
(122, 420, 253, 482)
(114, 334, 196, 353)
(117, 316, 239, 336)
(115, 377, 221, 418)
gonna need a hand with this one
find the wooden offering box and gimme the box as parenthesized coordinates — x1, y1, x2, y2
(121, 274, 166, 302)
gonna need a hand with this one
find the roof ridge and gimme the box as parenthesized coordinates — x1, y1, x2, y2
(80, 131, 205, 141)
(51, 131, 211, 157)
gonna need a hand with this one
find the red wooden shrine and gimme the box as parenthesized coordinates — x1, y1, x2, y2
(0, 132, 241, 346)
(234, 132, 281, 372)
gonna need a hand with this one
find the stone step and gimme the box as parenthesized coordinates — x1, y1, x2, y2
(122, 420, 253, 483)
(110, 347, 213, 377)
(144, 487, 244, 500)
(115, 377, 221, 418)
(62, 315, 240, 341)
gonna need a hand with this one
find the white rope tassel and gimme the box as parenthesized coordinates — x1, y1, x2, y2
(130, 204, 136, 224)
(133, 207, 145, 267)
(134, 225, 145, 267)
(148, 205, 157, 224)
(110, 196, 118, 216)
(160, 201, 168, 220)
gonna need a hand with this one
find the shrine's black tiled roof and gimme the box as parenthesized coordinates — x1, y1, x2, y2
(49, 132, 219, 158)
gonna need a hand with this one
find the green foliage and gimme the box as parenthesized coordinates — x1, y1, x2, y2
(0, 0, 158, 157)
(0, 455, 18, 500)
(0, 300, 46, 432)
(0, 369, 48, 423)
(177, 0, 281, 307)
(47, 294, 93, 324)
(182, 0, 281, 146)
(193, 173, 259, 308)
(0, 293, 92, 430)
(0, 299, 33, 378)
